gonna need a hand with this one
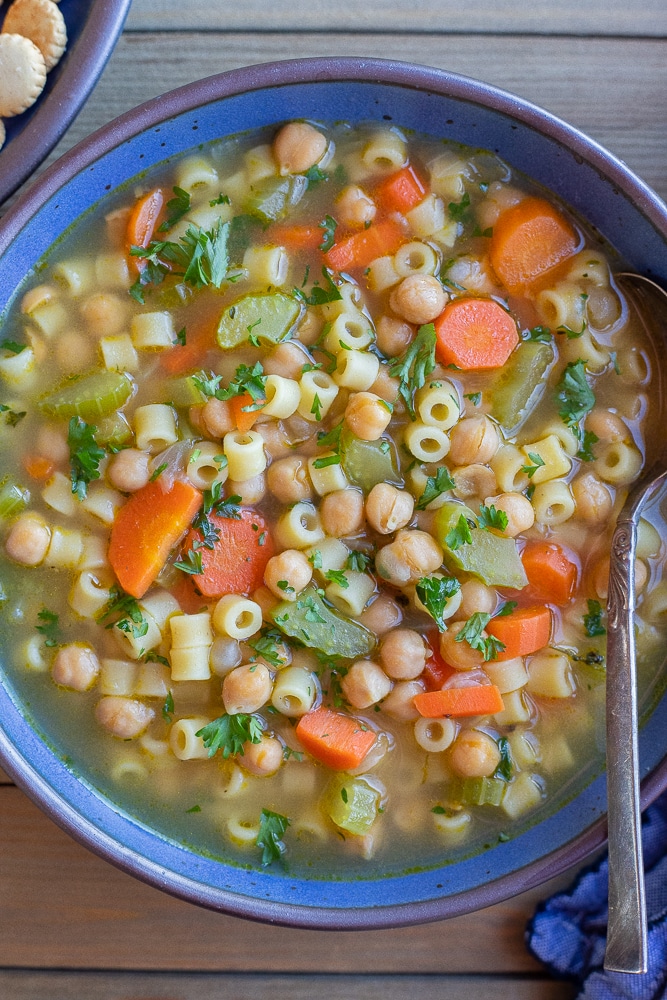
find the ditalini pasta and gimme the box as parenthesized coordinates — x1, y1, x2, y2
(0, 118, 665, 877)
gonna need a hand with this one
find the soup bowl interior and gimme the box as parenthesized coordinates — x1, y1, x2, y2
(1, 57, 667, 929)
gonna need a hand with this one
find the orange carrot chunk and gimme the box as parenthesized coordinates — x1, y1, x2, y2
(421, 636, 458, 691)
(185, 508, 274, 598)
(230, 392, 261, 433)
(108, 479, 203, 599)
(375, 165, 426, 215)
(269, 223, 325, 252)
(22, 454, 55, 481)
(126, 187, 165, 270)
(486, 605, 552, 661)
(296, 707, 376, 770)
(488, 195, 580, 294)
(414, 685, 505, 718)
(434, 297, 519, 369)
(521, 541, 579, 606)
(324, 219, 405, 272)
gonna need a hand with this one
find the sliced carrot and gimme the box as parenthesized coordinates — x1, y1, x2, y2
(125, 187, 165, 271)
(230, 392, 261, 433)
(324, 219, 405, 272)
(486, 605, 552, 661)
(375, 165, 427, 215)
(295, 707, 376, 770)
(159, 316, 218, 375)
(521, 541, 579, 606)
(108, 479, 202, 599)
(421, 637, 458, 691)
(434, 297, 519, 370)
(186, 508, 274, 599)
(269, 223, 324, 251)
(489, 196, 580, 295)
(22, 454, 55, 481)
(414, 685, 505, 718)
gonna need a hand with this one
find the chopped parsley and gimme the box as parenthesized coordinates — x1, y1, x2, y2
(521, 452, 545, 479)
(444, 513, 473, 550)
(464, 391, 482, 406)
(0, 338, 27, 355)
(478, 503, 509, 532)
(195, 713, 263, 758)
(149, 462, 168, 482)
(277, 579, 296, 594)
(494, 736, 513, 781)
(297, 267, 342, 306)
(0, 404, 26, 426)
(576, 430, 599, 462)
(312, 453, 341, 469)
(316, 420, 343, 450)
(416, 575, 461, 632)
(448, 191, 471, 223)
(247, 628, 286, 669)
(583, 599, 606, 637)
(318, 214, 337, 252)
(192, 361, 267, 410)
(256, 808, 290, 866)
(67, 416, 105, 501)
(158, 186, 191, 232)
(346, 550, 372, 573)
(310, 393, 323, 421)
(129, 218, 230, 302)
(389, 323, 437, 420)
(556, 360, 596, 429)
(415, 466, 456, 510)
(97, 586, 149, 640)
(524, 326, 552, 343)
(173, 548, 204, 576)
(36, 608, 61, 648)
(162, 690, 175, 723)
(325, 569, 349, 589)
(455, 610, 506, 661)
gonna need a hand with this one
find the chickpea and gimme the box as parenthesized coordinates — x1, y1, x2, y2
(95, 696, 154, 739)
(456, 580, 497, 621)
(240, 735, 284, 777)
(452, 463, 497, 503)
(264, 341, 311, 379)
(252, 585, 280, 621)
(439, 619, 485, 670)
(366, 483, 414, 534)
(449, 416, 499, 466)
(5, 512, 50, 566)
(369, 364, 400, 404)
(273, 121, 328, 175)
(380, 628, 426, 680)
(107, 448, 150, 493)
(55, 329, 95, 372)
(345, 391, 392, 441)
(267, 455, 313, 504)
(79, 292, 128, 337)
(359, 593, 403, 635)
(52, 643, 100, 692)
(375, 529, 443, 586)
(229, 473, 266, 505)
(585, 409, 629, 443)
(336, 184, 377, 228)
(320, 488, 365, 538)
(389, 274, 448, 325)
(485, 491, 535, 537)
(196, 398, 235, 438)
(572, 471, 613, 526)
(264, 549, 312, 601)
(341, 659, 392, 709)
(449, 729, 501, 778)
(592, 556, 647, 600)
(375, 315, 415, 357)
(222, 662, 273, 715)
(35, 423, 69, 465)
(381, 679, 424, 721)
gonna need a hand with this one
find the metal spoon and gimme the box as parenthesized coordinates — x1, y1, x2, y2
(604, 272, 667, 973)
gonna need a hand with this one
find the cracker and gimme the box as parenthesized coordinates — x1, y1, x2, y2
(0, 33, 46, 117)
(3, 0, 67, 72)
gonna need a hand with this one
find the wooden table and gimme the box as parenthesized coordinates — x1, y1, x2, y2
(2, 2, 666, 997)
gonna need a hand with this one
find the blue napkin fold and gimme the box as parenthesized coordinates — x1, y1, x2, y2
(527, 791, 667, 999)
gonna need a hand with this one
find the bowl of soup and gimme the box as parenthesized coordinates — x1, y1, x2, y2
(1, 57, 667, 929)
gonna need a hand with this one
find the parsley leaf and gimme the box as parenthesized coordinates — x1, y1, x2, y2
(583, 599, 606, 637)
(158, 186, 191, 232)
(325, 569, 349, 589)
(162, 690, 175, 723)
(448, 191, 471, 223)
(256, 808, 290, 866)
(464, 391, 482, 406)
(298, 595, 327, 623)
(415, 466, 456, 510)
(36, 608, 61, 647)
(318, 214, 337, 252)
(455, 611, 506, 661)
(416, 575, 461, 632)
(556, 360, 596, 429)
(316, 420, 343, 450)
(521, 452, 546, 479)
(97, 586, 149, 639)
(524, 326, 552, 343)
(346, 550, 372, 573)
(0, 404, 26, 426)
(298, 267, 342, 306)
(388, 323, 437, 420)
(494, 737, 513, 781)
(445, 513, 473, 550)
(478, 504, 509, 532)
(67, 416, 105, 501)
(209, 193, 230, 207)
(0, 339, 26, 354)
(193, 361, 267, 409)
(130, 219, 230, 298)
(173, 548, 204, 576)
(312, 453, 341, 469)
(576, 430, 599, 462)
(247, 628, 286, 668)
(195, 713, 264, 758)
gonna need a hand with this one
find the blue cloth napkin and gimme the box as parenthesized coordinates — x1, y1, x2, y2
(526, 791, 667, 999)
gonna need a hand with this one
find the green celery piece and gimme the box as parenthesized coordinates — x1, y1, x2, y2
(244, 175, 307, 223)
(163, 374, 207, 407)
(490, 341, 554, 434)
(340, 428, 403, 492)
(270, 586, 376, 659)
(452, 776, 507, 807)
(0, 479, 29, 519)
(94, 413, 133, 450)
(217, 292, 304, 350)
(434, 501, 528, 589)
(38, 370, 134, 421)
(323, 775, 380, 835)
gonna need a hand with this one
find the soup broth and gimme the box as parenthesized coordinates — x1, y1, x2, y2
(0, 120, 665, 877)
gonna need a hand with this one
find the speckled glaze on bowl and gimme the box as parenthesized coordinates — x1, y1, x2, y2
(1, 58, 667, 929)
(0, 0, 131, 205)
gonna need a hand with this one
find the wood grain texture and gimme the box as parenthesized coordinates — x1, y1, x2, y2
(0, 786, 576, 973)
(0, 970, 578, 1000)
(125, 0, 667, 37)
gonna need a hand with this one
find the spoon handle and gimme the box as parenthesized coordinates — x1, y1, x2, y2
(604, 516, 648, 973)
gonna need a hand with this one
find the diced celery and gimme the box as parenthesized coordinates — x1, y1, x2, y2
(0, 479, 29, 519)
(271, 586, 376, 659)
(434, 501, 528, 589)
(451, 776, 506, 807)
(94, 413, 133, 450)
(490, 341, 554, 433)
(323, 775, 380, 835)
(340, 428, 403, 493)
(163, 375, 207, 408)
(216, 293, 304, 350)
(38, 370, 134, 421)
(244, 175, 307, 223)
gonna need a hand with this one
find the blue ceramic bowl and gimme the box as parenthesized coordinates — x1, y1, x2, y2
(1, 58, 667, 928)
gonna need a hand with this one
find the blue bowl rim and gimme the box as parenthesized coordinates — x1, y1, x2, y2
(1, 55, 667, 928)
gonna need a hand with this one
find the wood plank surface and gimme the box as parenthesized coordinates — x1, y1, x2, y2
(0, 786, 578, 973)
(125, 0, 667, 36)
